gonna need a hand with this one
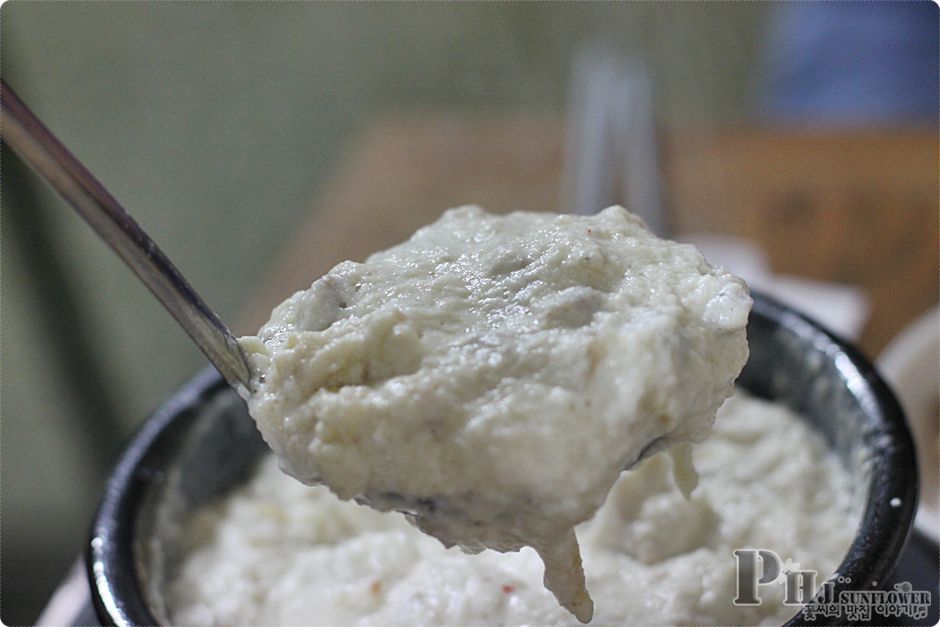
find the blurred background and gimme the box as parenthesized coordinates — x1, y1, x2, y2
(1, 2, 937, 623)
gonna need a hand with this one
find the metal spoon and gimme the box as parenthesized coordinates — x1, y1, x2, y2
(1, 79, 253, 395)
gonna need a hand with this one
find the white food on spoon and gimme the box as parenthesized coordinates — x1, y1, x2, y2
(239, 206, 751, 621)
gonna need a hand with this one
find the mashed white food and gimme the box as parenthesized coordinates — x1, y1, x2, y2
(168, 393, 856, 625)
(239, 206, 751, 620)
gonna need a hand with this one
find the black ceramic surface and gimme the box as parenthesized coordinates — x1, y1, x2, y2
(87, 292, 918, 626)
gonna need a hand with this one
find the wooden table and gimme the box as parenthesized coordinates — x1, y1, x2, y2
(241, 114, 938, 358)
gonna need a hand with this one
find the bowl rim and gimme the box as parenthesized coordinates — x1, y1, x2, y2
(86, 291, 918, 626)
(876, 305, 939, 544)
(749, 294, 919, 625)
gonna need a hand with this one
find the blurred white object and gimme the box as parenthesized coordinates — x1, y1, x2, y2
(36, 559, 88, 626)
(564, 46, 870, 342)
(878, 306, 940, 542)
(565, 46, 666, 235)
(685, 234, 870, 341)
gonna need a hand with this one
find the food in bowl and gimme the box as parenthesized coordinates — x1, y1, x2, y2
(166, 391, 856, 625)
(88, 293, 918, 627)
(237, 206, 751, 620)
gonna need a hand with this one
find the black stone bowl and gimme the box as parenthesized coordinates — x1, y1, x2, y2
(87, 292, 918, 625)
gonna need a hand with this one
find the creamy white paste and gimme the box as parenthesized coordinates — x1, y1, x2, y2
(167, 393, 857, 625)
(238, 206, 751, 620)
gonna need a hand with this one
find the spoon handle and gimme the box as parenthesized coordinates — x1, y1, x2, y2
(1, 79, 253, 394)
